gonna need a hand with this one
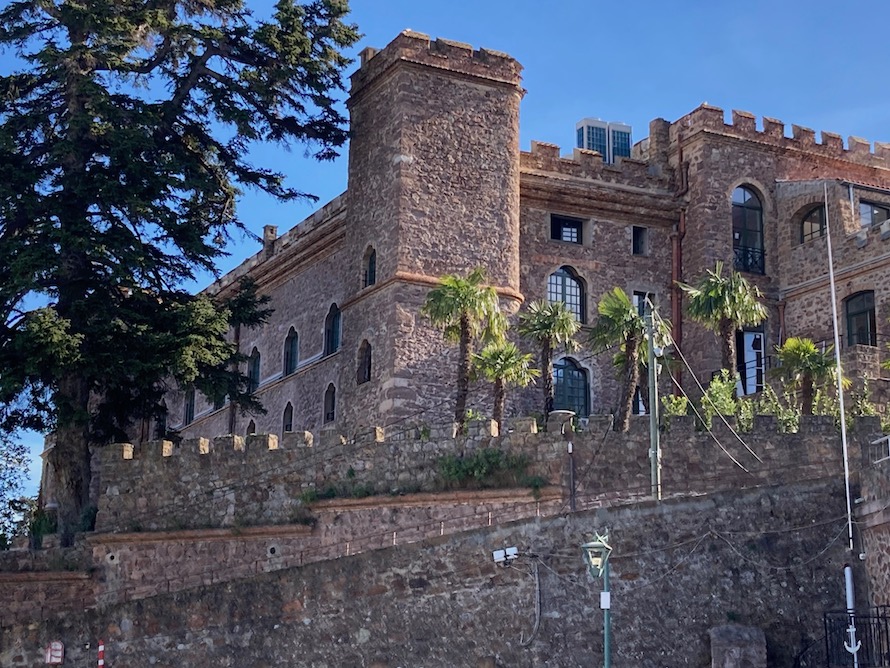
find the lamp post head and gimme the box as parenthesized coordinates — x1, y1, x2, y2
(581, 531, 612, 578)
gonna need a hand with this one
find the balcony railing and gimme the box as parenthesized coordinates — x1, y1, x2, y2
(733, 245, 765, 274)
(824, 606, 890, 667)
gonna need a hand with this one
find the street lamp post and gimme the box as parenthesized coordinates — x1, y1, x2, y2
(582, 532, 613, 668)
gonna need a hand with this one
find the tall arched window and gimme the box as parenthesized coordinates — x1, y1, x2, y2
(548, 266, 585, 322)
(246, 419, 256, 435)
(732, 186, 764, 274)
(800, 206, 825, 244)
(357, 340, 372, 385)
(247, 347, 261, 393)
(324, 383, 336, 423)
(183, 389, 195, 425)
(553, 358, 589, 417)
(363, 247, 377, 288)
(324, 304, 341, 356)
(283, 327, 299, 376)
(282, 403, 294, 433)
(846, 291, 876, 346)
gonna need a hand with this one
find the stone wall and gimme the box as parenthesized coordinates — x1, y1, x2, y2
(858, 454, 890, 607)
(95, 415, 882, 535)
(1, 478, 865, 667)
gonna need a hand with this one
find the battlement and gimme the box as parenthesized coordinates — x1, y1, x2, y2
(95, 414, 883, 534)
(206, 192, 347, 296)
(349, 30, 522, 101)
(673, 103, 890, 169)
(520, 141, 668, 189)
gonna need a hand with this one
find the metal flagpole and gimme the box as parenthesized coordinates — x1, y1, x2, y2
(823, 180, 855, 552)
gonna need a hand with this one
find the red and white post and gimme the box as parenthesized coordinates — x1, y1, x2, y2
(97, 639, 105, 667)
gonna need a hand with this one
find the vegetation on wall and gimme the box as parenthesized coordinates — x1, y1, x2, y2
(438, 448, 547, 493)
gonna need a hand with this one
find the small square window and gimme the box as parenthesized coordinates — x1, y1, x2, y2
(551, 214, 583, 245)
(632, 226, 648, 256)
(860, 201, 890, 227)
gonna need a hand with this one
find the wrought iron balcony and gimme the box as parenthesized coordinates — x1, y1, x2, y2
(733, 245, 765, 275)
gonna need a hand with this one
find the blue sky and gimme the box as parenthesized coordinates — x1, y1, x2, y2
(10, 0, 890, 495)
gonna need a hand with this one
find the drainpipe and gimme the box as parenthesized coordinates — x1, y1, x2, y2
(670, 135, 689, 393)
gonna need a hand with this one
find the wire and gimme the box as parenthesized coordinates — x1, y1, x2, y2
(710, 521, 848, 571)
(518, 560, 542, 647)
(666, 366, 751, 473)
(657, 315, 763, 464)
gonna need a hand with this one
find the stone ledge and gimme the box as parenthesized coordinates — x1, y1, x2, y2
(307, 486, 561, 511)
(89, 523, 314, 545)
(0, 571, 92, 583)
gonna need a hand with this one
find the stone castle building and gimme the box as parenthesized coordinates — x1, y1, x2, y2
(169, 30, 890, 439)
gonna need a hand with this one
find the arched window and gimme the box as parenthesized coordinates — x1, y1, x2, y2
(247, 347, 261, 393)
(324, 383, 336, 423)
(800, 206, 825, 244)
(246, 419, 256, 435)
(732, 186, 764, 274)
(846, 291, 877, 346)
(363, 247, 377, 288)
(357, 340, 372, 385)
(282, 403, 294, 433)
(324, 304, 341, 356)
(548, 266, 585, 322)
(183, 389, 195, 425)
(553, 358, 589, 417)
(283, 327, 299, 376)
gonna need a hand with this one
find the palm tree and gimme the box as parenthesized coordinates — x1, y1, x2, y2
(678, 261, 767, 374)
(772, 337, 838, 415)
(421, 267, 506, 429)
(472, 342, 539, 431)
(517, 300, 580, 419)
(589, 288, 668, 432)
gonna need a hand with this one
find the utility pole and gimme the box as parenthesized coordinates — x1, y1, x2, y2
(646, 303, 662, 500)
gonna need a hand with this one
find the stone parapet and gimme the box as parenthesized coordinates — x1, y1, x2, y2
(672, 103, 890, 170)
(94, 415, 883, 534)
(520, 140, 670, 189)
(349, 30, 522, 102)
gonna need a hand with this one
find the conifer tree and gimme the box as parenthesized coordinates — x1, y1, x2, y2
(0, 0, 359, 542)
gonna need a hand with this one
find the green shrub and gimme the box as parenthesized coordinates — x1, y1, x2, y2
(661, 394, 689, 419)
(437, 448, 539, 490)
(700, 370, 738, 426)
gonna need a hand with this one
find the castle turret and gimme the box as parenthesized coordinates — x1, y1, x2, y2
(340, 31, 524, 424)
(346, 30, 523, 300)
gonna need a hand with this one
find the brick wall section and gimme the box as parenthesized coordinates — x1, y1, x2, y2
(1, 479, 866, 667)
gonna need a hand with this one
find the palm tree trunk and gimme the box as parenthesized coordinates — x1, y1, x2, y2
(801, 372, 815, 415)
(615, 334, 641, 432)
(455, 314, 471, 429)
(493, 379, 506, 432)
(719, 318, 736, 375)
(541, 338, 554, 418)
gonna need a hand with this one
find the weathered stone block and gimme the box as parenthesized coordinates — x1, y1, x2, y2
(547, 410, 575, 433)
(213, 434, 244, 452)
(247, 433, 279, 451)
(709, 624, 766, 667)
